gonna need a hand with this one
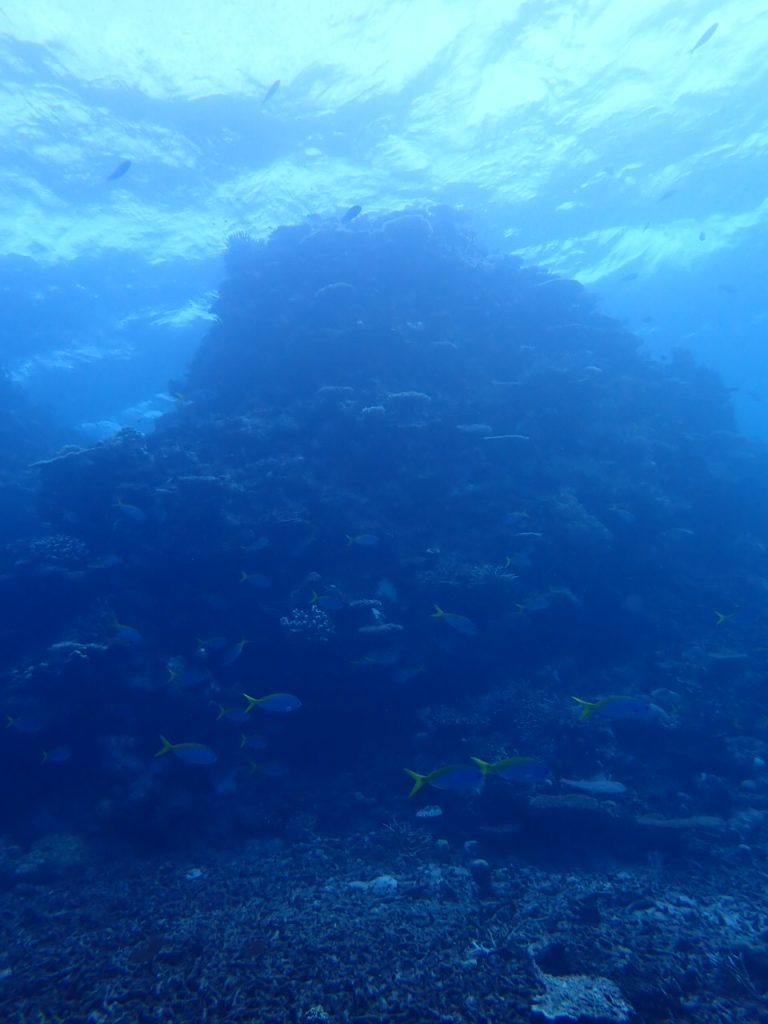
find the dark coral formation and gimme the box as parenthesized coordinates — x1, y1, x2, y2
(1, 209, 768, 1023)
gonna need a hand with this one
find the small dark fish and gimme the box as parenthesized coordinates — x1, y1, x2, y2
(221, 638, 251, 665)
(6, 714, 45, 734)
(107, 159, 132, 181)
(690, 23, 718, 55)
(250, 760, 289, 779)
(620, 272, 639, 283)
(657, 189, 677, 202)
(346, 533, 378, 547)
(342, 204, 362, 223)
(263, 80, 280, 105)
(699, 231, 706, 241)
(241, 732, 267, 752)
(43, 746, 72, 764)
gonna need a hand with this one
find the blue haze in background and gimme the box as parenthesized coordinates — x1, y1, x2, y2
(2, 1, 767, 437)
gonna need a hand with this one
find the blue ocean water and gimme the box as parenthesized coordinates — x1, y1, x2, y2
(2, 5, 768, 1022)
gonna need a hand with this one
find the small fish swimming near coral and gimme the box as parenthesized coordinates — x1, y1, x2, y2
(431, 604, 478, 636)
(106, 159, 132, 181)
(242, 692, 302, 713)
(403, 763, 484, 797)
(471, 756, 551, 783)
(154, 736, 217, 765)
(571, 695, 670, 724)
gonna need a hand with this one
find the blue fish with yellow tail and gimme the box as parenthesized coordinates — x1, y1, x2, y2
(154, 736, 217, 765)
(242, 692, 302, 713)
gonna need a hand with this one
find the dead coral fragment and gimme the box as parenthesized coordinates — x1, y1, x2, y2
(532, 968, 632, 1023)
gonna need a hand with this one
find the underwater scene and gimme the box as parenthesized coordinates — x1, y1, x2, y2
(2, 3, 768, 1023)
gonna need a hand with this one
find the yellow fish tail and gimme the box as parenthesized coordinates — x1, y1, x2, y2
(571, 696, 598, 721)
(154, 734, 174, 757)
(403, 768, 428, 798)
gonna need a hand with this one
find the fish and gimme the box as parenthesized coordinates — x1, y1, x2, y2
(240, 732, 267, 751)
(431, 604, 478, 636)
(164, 655, 207, 688)
(154, 736, 217, 765)
(403, 764, 484, 798)
(342, 204, 362, 223)
(690, 22, 718, 54)
(242, 692, 302, 713)
(114, 622, 144, 646)
(221, 638, 252, 665)
(166, 658, 210, 689)
(714, 609, 738, 626)
(346, 533, 379, 547)
(561, 777, 627, 795)
(214, 704, 249, 724)
(571, 695, 670, 724)
(471, 756, 551, 784)
(107, 159, 132, 181)
(42, 746, 72, 764)
(6, 714, 45, 734)
(196, 636, 229, 658)
(263, 80, 281, 104)
(113, 499, 146, 522)
(352, 652, 401, 668)
(376, 578, 398, 603)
